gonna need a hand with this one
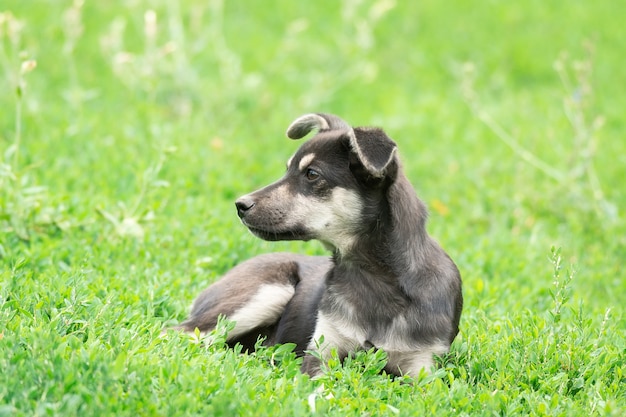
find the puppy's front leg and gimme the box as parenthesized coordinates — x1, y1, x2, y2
(385, 343, 450, 377)
(301, 313, 358, 377)
(301, 353, 323, 377)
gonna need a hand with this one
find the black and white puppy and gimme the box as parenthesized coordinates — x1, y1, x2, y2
(173, 113, 462, 377)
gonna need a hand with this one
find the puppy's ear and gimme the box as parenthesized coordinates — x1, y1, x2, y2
(348, 127, 397, 179)
(286, 113, 350, 139)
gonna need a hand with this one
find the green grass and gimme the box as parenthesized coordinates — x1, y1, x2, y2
(1, 0, 625, 415)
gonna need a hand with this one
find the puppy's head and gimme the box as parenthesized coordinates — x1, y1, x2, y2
(235, 113, 398, 253)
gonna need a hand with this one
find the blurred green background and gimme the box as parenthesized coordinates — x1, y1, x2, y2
(3, 0, 624, 308)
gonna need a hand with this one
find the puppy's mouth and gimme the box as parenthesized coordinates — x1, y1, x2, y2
(244, 224, 311, 242)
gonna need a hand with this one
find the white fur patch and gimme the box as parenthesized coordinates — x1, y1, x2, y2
(298, 153, 316, 171)
(227, 284, 295, 339)
(308, 312, 363, 358)
(310, 311, 449, 377)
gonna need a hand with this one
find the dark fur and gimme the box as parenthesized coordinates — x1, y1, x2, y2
(172, 113, 462, 377)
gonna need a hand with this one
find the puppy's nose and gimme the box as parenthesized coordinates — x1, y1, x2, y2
(235, 196, 256, 218)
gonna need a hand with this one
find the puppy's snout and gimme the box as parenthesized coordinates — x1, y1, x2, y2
(235, 196, 256, 218)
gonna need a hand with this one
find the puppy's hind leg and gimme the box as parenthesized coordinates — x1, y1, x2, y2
(171, 254, 302, 349)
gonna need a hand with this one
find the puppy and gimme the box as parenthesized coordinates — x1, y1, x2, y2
(173, 113, 462, 377)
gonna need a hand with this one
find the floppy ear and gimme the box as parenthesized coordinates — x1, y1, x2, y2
(348, 127, 398, 178)
(286, 113, 350, 139)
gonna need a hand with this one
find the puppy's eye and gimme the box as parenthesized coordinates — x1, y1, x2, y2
(305, 168, 320, 181)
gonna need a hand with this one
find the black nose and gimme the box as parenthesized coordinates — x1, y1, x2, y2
(235, 196, 255, 219)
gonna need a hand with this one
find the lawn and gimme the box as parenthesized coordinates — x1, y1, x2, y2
(1, 0, 624, 415)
